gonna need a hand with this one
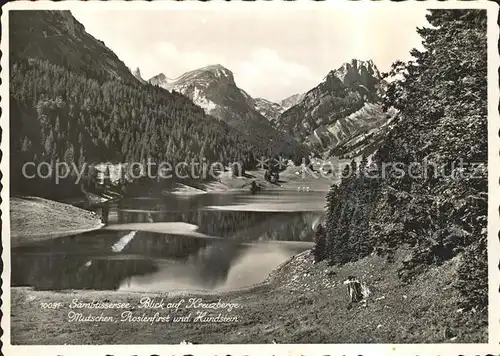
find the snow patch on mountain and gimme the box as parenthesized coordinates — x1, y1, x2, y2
(192, 87, 218, 114)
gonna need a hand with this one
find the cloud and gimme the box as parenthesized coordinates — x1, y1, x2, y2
(154, 42, 227, 78)
(235, 48, 318, 101)
(151, 44, 318, 101)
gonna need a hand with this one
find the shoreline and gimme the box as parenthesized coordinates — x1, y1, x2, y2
(10, 196, 104, 247)
(10, 168, 330, 247)
(10, 248, 486, 344)
(177, 167, 336, 195)
(8, 185, 486, 344)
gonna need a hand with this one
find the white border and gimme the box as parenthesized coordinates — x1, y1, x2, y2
(1, 0, 499, 355)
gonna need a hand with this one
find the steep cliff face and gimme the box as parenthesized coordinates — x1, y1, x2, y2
(10, 10, 139, 83)
(276, 59, 389, 154)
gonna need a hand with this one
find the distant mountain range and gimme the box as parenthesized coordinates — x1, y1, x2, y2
(146, 64, 307, 157)
(10, 10, 314, 200)
(16, 9, 391, 163)
(142, 59, 391, 158)
(253, 94, 306, 122)
(133, 67, 147, 84)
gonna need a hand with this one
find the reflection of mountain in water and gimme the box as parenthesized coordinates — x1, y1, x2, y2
(116, 211, 320, 289)
(117, 209, 321, 242)
(11, 253, 158, 290)
(187, 241, 244, 288)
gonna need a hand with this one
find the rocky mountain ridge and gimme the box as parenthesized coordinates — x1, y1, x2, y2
(10, 10, 139, 84)
(280, 93, 306, 111)
(148, 64, 308, 157)
(253, 97, 285, 121)
(9, 10, 311, 199)
(275, 59, 390, 156)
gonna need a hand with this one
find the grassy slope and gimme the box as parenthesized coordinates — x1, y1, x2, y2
(10, 196, 103, 247)
(10, 248, 485, 345)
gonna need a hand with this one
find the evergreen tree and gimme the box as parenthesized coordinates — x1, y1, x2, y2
(44, 131, 54, 156)
(21, 136, 31, 153)
(322, 9, 486, 278)
(359, 154, 368, 175)
(63, 144, 75, 165)
(313, 224, 327, 263)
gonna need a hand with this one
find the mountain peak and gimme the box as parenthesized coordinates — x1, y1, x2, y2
(203, 64, 227, 70)
(153, 73, 166, 80)
(149, 72, 169, 87)
(348, 58, 374, 66)
(199, 64, 234, 81)
(337, 58, 380, 76)
(328, 58, 381, 89)
(133, 67, 147, 83)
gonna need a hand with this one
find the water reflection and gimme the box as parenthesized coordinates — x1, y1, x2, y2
(12, 253, 158, 290)
(120, 243, 296, 292)
(12, 192, 324, 292)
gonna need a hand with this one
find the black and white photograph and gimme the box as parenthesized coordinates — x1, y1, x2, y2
(1, 0, 498, 352)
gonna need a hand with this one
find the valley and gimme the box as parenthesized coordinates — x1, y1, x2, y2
(7, 7, 488, 345)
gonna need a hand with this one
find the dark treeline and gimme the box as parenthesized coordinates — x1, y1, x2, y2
(314, 9, 487, 319)
(10, 58, 304, 198)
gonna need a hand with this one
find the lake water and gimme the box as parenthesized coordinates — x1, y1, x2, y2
(11, 192, 325, 292)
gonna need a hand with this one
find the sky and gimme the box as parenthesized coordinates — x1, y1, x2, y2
(72, 7, 430, 102)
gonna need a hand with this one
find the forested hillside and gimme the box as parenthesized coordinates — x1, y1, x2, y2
(315, 9, 487, 326)
(9, 58, 277, 196)
(9, 11, 307, 198)
(9, 10, 139, 83)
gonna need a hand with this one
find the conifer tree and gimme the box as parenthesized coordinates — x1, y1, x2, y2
(313, 224, 327, 263)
